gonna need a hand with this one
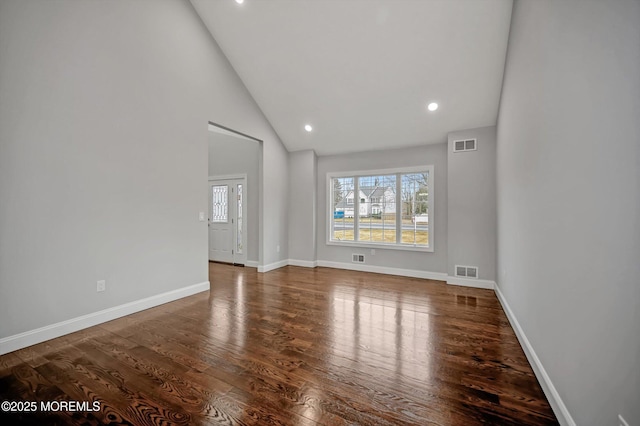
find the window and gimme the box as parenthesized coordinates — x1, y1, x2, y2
(236, 183, 243, 254)
(333, 177, 354, 240)
(211, 185, 228, 223)
(328, 166, 433, 251)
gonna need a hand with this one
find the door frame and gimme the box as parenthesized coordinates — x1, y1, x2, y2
(208, 173, 248, 265)
(207, 120, 263, 269)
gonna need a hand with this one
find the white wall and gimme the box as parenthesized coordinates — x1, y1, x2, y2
(260, 139, 290, 267)
(0, 0, 289, 341)
(288, 150, 317, 264)
(316, 144, 448, 274)
(208, 132, 260, 264)
(496, 1, 640, 425)
(447, 126, 497, 282)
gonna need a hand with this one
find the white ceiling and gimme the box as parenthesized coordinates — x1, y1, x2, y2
(191, 0, 512, 156)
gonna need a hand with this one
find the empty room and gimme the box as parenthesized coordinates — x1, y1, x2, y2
(0, 0, 638, 425)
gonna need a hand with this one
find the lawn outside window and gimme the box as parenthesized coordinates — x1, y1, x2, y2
(328, 165, 434, 252)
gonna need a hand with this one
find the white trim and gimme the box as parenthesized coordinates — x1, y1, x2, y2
(327, 165, 433, 178)
(326, 240, 433, 252)
(259, 259, 448, 282)
(258, 259, 289, 273)
(0, 281, 210, 356)
(208, 123, 261, 144)
(494, 283, 576, 426)
(245, 260, 259, 268)
(288, 259, 318, 268)
(446, 275, 495, 290)
(317, 260, 447, 281)
(208, 173, 248, 181)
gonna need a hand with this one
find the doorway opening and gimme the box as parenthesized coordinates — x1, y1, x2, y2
(208, 176, 246, 265)
(207, 121, 262, 268)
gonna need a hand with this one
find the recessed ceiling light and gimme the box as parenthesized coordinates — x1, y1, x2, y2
(304, 124, 313, 132)
(427, 102, 439, 112)
(235, 0, 244, 4)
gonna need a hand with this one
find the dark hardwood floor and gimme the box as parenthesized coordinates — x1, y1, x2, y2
(0, 263, 558, 425)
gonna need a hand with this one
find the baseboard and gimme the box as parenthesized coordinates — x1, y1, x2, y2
(288, 259, 318, 268)
(494, 283, 576, 426)
(0, 281, 210, 356)
(257, 259, 445, 281)
(245, 260, 259, 268)
(257, 259, 289, 273)
(447, 276, 495, 290)
(316, 260, 447, 281)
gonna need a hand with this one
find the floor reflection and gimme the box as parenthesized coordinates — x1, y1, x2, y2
(209, 269, 246, 349)
(201, 263, 554, 425)
(331, 285, 432, 385)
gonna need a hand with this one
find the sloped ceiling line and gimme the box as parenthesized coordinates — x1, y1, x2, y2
(191, 0, 513, 156)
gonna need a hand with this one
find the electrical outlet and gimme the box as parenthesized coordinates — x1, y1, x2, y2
(277, 245, 280, 253)
(198, 212, 205, 221)
(97, 280, 106, 292)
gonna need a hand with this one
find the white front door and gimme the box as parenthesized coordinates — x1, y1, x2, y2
(208, 178, 247, 265)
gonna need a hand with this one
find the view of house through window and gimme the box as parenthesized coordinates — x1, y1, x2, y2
(329, 166, 433, 250)
(358, 174, 396, 243)
(332, 177, 354, 241)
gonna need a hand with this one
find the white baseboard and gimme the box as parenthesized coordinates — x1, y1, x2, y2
(257, 259, 446, 282)
(316, 260, 447, 281)
(245, 260, 259, 268)
(447, 276, 495, 290)
(257, 259, 289, 273)
(0, 281, 210, 356)
(288, 259, 318, 268)
(494, 283, 575, 426)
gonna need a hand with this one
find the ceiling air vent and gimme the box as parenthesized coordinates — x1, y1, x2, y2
(455, 265, 478, 279)
(453, 138, 477, 153)
(352, 254, 365, 263)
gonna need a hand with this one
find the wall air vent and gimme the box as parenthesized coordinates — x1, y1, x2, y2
(352, 254, 365, 263)
(455, 265, 478, 279)
(453, 138, 477, 153)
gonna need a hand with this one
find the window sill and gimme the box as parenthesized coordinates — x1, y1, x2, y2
(326, 240, 434, 253)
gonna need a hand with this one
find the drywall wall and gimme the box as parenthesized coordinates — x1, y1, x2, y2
(447, 126, 497, 281)
(260, 137, 290, 267)
(496, 1, 640, 425)
(0, 0, 289, 341)
(188, 2, 289, 270)
(208, 131, 260, 264)
(316, 144, 448, 274)
(288, 150, 318, 264)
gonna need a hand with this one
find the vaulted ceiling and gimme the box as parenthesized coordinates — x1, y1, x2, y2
(191, 0, 512, 156)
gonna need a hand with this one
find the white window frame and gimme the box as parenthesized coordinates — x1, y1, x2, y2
(327, 165, 434, 252)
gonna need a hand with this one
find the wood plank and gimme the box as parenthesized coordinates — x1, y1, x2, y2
(0, 263, 558, 425)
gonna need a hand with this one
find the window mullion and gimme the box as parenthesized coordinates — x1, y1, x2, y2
(329, 177, 335, 242)
(354, 177, 359, 241)
(396, 173, 402, 244)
